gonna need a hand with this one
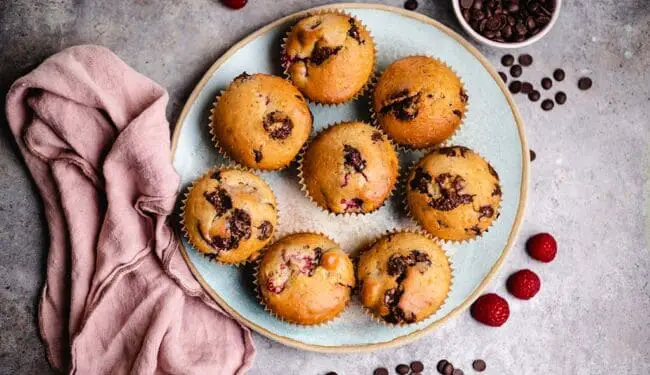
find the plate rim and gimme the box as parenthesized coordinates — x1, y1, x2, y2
(171, 2, 529, 353)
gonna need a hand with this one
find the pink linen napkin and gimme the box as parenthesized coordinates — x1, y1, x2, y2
(5, 45, 255, 374)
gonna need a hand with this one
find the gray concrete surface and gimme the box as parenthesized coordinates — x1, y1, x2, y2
(0, 0, 648, 374)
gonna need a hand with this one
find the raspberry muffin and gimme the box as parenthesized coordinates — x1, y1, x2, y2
(372, 56, 468, 149)
(282, 12, 375, 104)
(257, 232, 355, 325)
(211, 73, 312, 170)
(406, 146, 502, 242)
(183, 168, 278, 264)
(300, 122, 399, 214)
(357, 231, 451, 324)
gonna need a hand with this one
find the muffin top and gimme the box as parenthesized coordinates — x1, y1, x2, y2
(211, 73, 312, 170)
(372, 56, 468, 149)
(357, 231, 451, 324)
(257, 233, 355, 325)
(283, 13, 375, 104)
(183, 168, 278, 264)
(300, 122, 399, 214)
(406, 146, 502, 241)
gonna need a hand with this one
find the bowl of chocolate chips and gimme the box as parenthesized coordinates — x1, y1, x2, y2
(453, 0, 561, 48)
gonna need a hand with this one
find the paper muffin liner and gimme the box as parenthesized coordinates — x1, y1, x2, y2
(179, 165, 281, 267)
(208, 78, 313, 173)
(356, 228, 456, 327)
(402, 147, 503, 246)
(296, 121, 400, 218)
(280, 9, 378, 107)
(369, 55, 469, 152)
(254, 230, 354, 327)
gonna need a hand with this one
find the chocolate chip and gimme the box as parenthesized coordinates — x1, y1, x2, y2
(428, 173, 474, 211)
(205, 208, 252, 252)
(210, 171, 222, 181)
(498, 71, 507, 83)
(253, 149, 263, 163)
(380, 90, 421, 121)
(373, 368, 389, 375)
(410, 167, 432, 194)
(492, 183, 502, 197)
(529, 149, 536, 161)
(508, 80, 522, 94)
(452, 369, 464, 375)
(521, 82, 533, 94)
(472, 359, 487, 372)
(443, 363, 455, 375)
(347, 18, 364, 44)
(325, 372, 337, 375)
(257, 220, 273, 240)
(541, 77, 552, 90)
(343, 145, 367, 174)
(204, 188, 233, 216)
(528, 90, 541, 101)
(233, 71, 251, 82)
(518, 54, 533, 66)
(555, 91, 567, 104)
(263, 111, 293, 139)
(410, 361, 425, 372)
(453, 109, 463, 118)
(371, 131, 383, 143)
(437, 360, 450, 373)
(501, 54, 515, 66)
(541, 98, 554, 111)
(309, 45, 342, 65)
(578, 77, 592, 90)
(404, 0, 418, 10)
(553, 68, 565, 81)
(510, 64, 522, 78)
(478, 205, 494, 219)
(396, 364, 410, 374)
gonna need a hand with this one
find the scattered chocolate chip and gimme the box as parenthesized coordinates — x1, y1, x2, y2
(396, 364, 410, 374)
(528, 90, 541, 101)
(411, 361, 425, 372)
(518, 54, 533, 66)
(428, 173, 474, 211)
(410, 167, 432, 194)
(472, 359, 487, 372)
(529, 149, 536, 161)
(508, 80, 522, 94)
(253, 149, 263, 163)
(541, 98, 554, 111)
(257, 220, 273, 240)
(521, 82, 533, 94)
(380, 90, 421, 121)
(204, 188, 233, 216)
(443, 362, 455, 375)
(210, 171, 222, 181)
(371, 131, 383, 143)
(452, 369, 464, 375)
(498, 71, 507, 83)
(263, 111, 293, 139)
(404, 0, 418, 10)
(453, 109, 463, 118)
(373, 368, 388, 375)
(578, 77, 592, 90)
(309, 45, 342, 65)
(347, 18, 364, 44)
(555, 91, 567, 104)
(553, 68, 565, 81)
(501, 54, 515, 66)
(541, 77, 552, 90)
(510, 64, 522, 78)
(325, 372, 337, 375)
(492, 183, 502, 197)
(437, 360, 450, 373)
(478, 205, 494, 219)
(206, 208, 252, 252)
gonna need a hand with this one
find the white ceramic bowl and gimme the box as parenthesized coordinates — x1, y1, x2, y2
(452, 0, 562, 49)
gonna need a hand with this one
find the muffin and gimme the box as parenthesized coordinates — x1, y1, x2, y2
(210, 73, 312, 170)
(372, 56, 468, 149)
(282, 12, 375, 104)
(257, 232, 355, 325)
(300, 122, 399, 214)
(183, 168, 278, 264)
(406, 146, 502, 242)
(357, 231, 451, 324)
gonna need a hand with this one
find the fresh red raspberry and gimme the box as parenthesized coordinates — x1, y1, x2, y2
(470, 293, 510, 327)
(526, 233, 557, 262)
(507, 269, 541, 299)
(222, 0, 247, 9)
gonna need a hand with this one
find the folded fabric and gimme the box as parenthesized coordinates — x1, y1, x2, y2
(5, 45, 255, 374)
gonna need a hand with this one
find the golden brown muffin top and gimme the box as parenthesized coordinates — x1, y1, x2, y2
(258, 233, 355, 325)
(301, 122, 399, 214)
(183, 168, 277, 264)
(372, 56, 468, 149)
(406, 146, 502, 241)
(357, 231, 451, 324)
(283, 13, 375, 104)
(211, 73, 312, 170)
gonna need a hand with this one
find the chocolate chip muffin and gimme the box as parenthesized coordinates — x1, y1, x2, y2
(282, 12, 375, 104)
(299, 122, 398, 214)
(257, 232, 355, 325)
(357, 231, 451, 325)
(210, 73, 312, 170)
(183, 168, 278, 264)
(406, 146, 502, 242)
(372, 56, 468, 149)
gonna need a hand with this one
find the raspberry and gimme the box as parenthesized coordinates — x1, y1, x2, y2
(507, 269, 541, 299)
(222, 0, 247, 9)
(470, 293, 510, 327)
(526, 233, 557, 262)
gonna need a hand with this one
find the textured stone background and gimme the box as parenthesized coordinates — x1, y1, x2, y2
(0, 1, 648, 374)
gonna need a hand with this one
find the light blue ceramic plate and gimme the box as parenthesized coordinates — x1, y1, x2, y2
(171, 3, 528, 352)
